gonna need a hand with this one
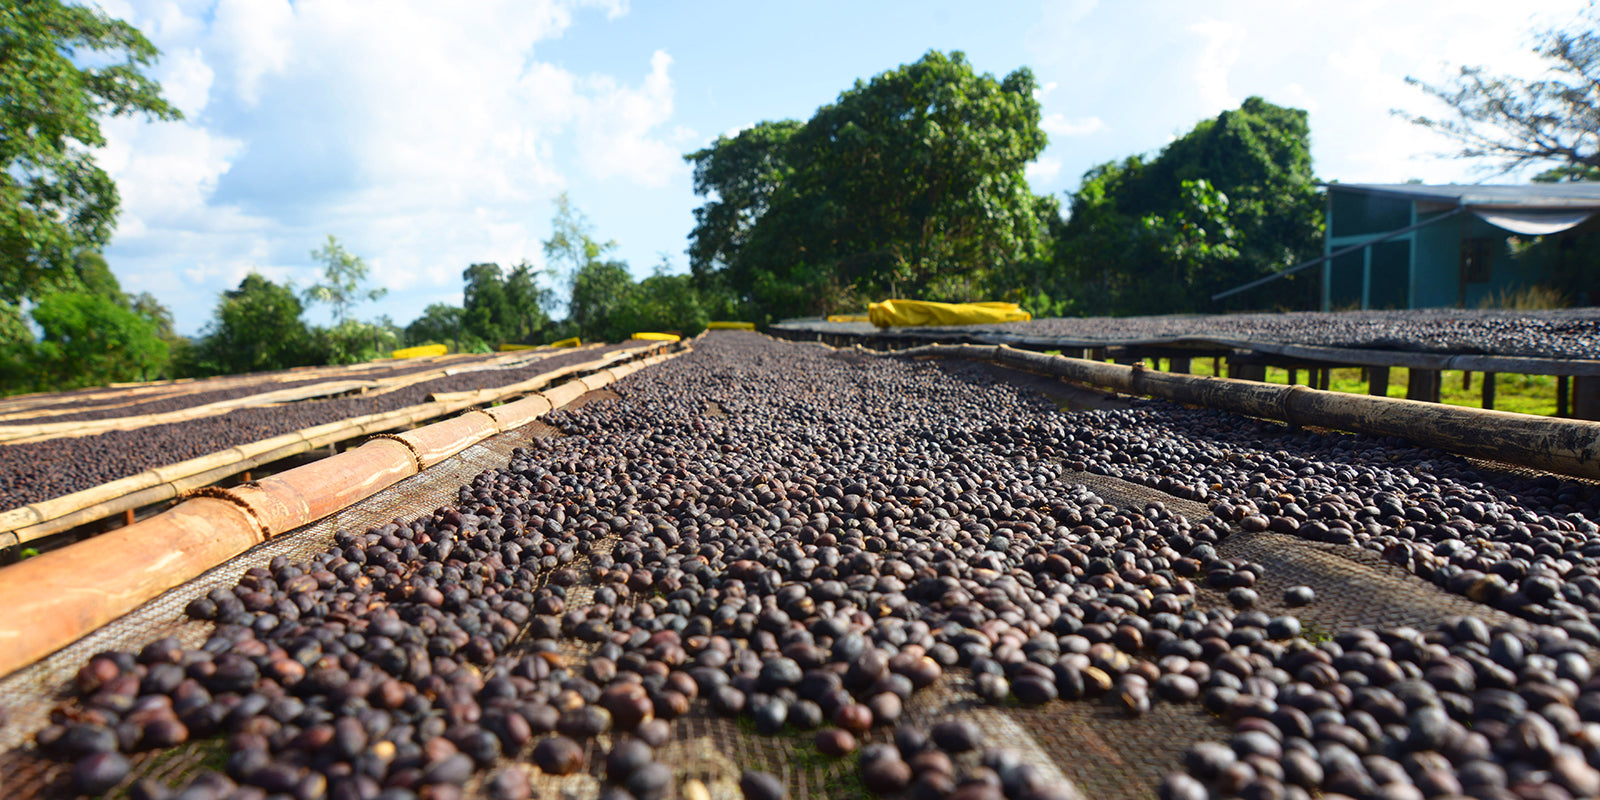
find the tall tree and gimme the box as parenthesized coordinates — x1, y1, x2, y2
(305, 235, 386, 324)
(568, 259, 635, 342)
(0, 0, 181, 304)
(684, 120, 802, 293)
(686, 51, 1049, 321)
(1052, 96, 1321, 314)
(462, 262, 514, 346)
(191, 273, 317, 375)
(504, 261, 553, 343)
(1402, 6, 1600, 176)
(20, 291, 168, 389)
(543, 192, 616, 317)
(611, 262, 710, 339)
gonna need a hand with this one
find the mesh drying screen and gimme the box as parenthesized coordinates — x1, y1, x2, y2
(0, 384, 1553, 800)
(0, 417, 567, 797)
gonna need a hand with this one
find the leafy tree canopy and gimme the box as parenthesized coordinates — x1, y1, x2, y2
(685, 50, 1049, 322)
(0, 0, 181, 304)
(461, 261, 552, 347)
(406, 303, 470, 349)
(189, 272, 318, 376)
(544, 192, 616, 315)
(568, 259, 635, 342)
(2, 290, 167, 392)
(305, 236, 386, 324)
(1403, 6, 1600, 177)
(1048, 96, 1321, 315)
(685, 120, 802, 291)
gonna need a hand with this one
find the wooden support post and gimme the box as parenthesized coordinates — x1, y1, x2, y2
(1228, 360, 1266, 382)
(1481, 372, 1496, 411)
(1287, 368, 1298, 386)
(1407, 369, 1441, 403)
(1574, 376, 1600, 421)
(123, 509, 135, 526)
(1462, 371, 1472, 391)
(1212, 357, 1221, 375)
(1089, 348, 1106, 362)
(1559, 375, 1571, 418)
(1369, 366, 1390, 396)
(1319, 369, 1332, 391)
(1169, 357, 1191, 374)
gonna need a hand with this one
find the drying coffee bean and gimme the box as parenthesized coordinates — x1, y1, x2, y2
(740, 770, 787, 800)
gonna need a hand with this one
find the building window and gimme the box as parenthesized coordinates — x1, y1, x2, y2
(1460, 237, 1493, 283)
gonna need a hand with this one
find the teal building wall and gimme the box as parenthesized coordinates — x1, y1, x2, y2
(1321, 187, 1549, 310)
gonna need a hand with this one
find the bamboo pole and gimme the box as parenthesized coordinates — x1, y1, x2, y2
(0, 497, 267, 679)
(0, 348, 571, 444)
(0, 342, 670, 542)
(877, 343, 1600, 481)
(0, 340, 692, 678)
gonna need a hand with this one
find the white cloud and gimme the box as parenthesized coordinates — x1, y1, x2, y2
(97, 0, 696, 333)
(573, 50, 688, 188)
(157, 47, 215, 117)
(1187, 19, 1245, 113)
(1026, 156, 1063, 183)
(209, 0, 294, 107)
(1041, 114, 1106, 138)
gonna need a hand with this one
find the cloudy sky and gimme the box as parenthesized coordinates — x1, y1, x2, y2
(95, 0, 1583, 335)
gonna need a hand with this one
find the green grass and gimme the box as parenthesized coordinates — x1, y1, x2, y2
(1176, 358, 1558, 417)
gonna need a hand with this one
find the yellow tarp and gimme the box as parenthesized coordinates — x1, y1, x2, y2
(498, 343, 539, 351)
(550, 337, 582, 348)
(632, 332, 681, 342)
(827, 314, 872, 323)
(389, 344, 448, 359)
(707, 321, 756, 330)
(867, 300, 1031, 328)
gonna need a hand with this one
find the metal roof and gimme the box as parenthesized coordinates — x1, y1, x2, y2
(1323, 182, 1600, 209)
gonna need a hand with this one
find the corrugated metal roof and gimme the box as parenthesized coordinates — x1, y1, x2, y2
(1323, 182, 1600, 209)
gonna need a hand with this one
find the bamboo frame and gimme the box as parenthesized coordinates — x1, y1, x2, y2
(0, 344, 688, 679)
(0, 342, 660, 545)
(0, 348, 579, 444)
(877, 343, 1600, 481)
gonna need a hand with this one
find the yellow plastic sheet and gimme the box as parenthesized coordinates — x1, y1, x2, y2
(632, 332, 681, 342)
(498, 343, 539, 351)
(867, 300, 1031, 328)
(389, 344, 448, 359)
(707, 321, 756, 330)
(550, 337, 582, 348)
(827, 314, 872, 323)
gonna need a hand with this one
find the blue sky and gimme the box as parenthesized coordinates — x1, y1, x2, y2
(95, 0, 1583, 335)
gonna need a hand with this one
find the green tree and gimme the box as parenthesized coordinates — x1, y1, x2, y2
(684, 120, 802, 297)
(1402, 6, 1600, 176)
(686, 51, 1050, 321)
(317, 318, 398, 365)
(21, 291, 167, 389)
(543, 193, 616, 314)
(0, 1, 181, 304)
(304, 235, 387, 324)
(568, 259, 636, 342)
(190, 272, 317, 375)
(71, 251, 122, 299)
(1050, 96, 1321, 314)
(611, 261, 710, 339)
(504, 260, 553, 342)
(462, 262, 514, 346)
(405, 302, 476, 351)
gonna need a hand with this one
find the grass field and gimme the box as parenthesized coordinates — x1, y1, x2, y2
(1172, 358, 1559, 416)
